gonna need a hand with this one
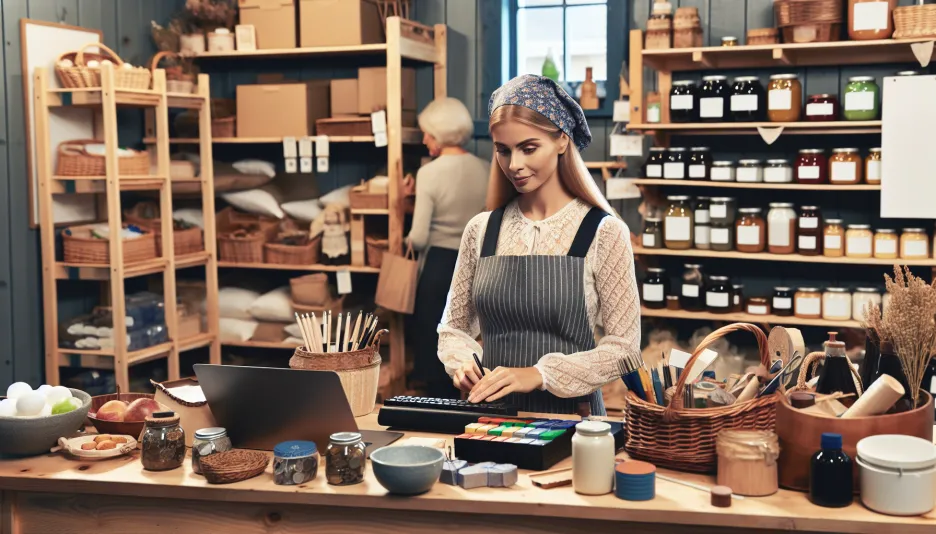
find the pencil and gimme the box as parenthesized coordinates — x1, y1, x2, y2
(343, 312, 352, 351)
(295, 313, 311, 349)
(349, 311, 362, 351)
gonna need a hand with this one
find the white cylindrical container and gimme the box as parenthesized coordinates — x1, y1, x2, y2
(857, 434, 936, 516)
(572, 421, 614, 495)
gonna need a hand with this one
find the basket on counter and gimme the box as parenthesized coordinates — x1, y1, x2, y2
(56, 139, 150, 177)
(55, 42, 152, 90)
(365, 236, 389, 269)
(625, 323, 779, 473)
(774, 0, 842, 43)
(63, 224, 158, 264)
(264, 234, 322, 265)
(200, 449, 269, 484)
(894, 4, 936, 39)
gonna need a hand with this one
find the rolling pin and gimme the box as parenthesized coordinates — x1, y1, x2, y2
(841, 374, 905, 418)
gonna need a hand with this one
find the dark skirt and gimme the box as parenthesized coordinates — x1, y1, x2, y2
(408, 246, 460, 399)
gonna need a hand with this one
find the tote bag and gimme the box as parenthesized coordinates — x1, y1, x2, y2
(375, 244, 417, 314)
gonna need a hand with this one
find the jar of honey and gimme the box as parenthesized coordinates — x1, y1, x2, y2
(900, 228, 930, 259)
(767, 74, 802, 122)
(794, 287, 822, 319)
(865, 148, 881, 185)
(736, 208, 766, 253)
(873, 229, 898, 259)
(829, 148, 863, 185)
(846, 224, 873, 258)
(664, 196, 694, 250)
(823, 219, 845, 257)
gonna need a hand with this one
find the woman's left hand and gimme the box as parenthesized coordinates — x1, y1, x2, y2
(468, 367, 543, 403)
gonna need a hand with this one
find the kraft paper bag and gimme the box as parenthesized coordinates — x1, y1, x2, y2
(375, 244, 417, 314)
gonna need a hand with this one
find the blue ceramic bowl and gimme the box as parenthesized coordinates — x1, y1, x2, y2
(0, 389, 91, 457)
(369, 445, 445, 495)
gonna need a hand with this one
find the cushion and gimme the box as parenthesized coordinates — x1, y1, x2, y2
(219, 317, 259, 342)
(218, 287, 261, 320)
(319, 185, 353, 209)
(249, 287, 293, 322)
(173, 208, 204, 229)
(233, 159, 276, 178)
(221, 187, 285, 219)
(281, 199, 322, 222)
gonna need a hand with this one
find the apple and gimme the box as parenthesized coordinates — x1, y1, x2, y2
(95, 400, 129, 422)
(123, 398, 164, 422)
(51, 399, 77, 415)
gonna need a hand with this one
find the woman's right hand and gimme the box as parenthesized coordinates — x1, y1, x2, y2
(452, 360, 487, 392)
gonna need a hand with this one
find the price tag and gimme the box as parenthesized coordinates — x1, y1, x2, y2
(605, 178, 641, 200)
(317, 157, 329, 173)
(315, 136, 330, 157)
(284, 158, 298, 174)
(374, 131, 388, 147)
(337, 270, 352, 295)
(371, 110, 387, 133)
(299, 137, 314, 158)
(612, 99, 631, 122)
(610, 133, 644, 157)
(282, 136, 298, 158)
(300, 157, 313, 173)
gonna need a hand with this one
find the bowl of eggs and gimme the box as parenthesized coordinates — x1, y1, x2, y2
(0, 383, 91, 457)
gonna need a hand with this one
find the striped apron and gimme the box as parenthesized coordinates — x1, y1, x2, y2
(472, 206, 609, 416)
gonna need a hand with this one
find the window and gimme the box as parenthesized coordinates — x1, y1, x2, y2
(514, 0, 608, 83)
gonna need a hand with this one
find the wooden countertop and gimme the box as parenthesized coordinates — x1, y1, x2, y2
(0, 412, 934, 534)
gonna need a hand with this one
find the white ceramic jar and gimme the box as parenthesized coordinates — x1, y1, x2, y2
(822, 288, 852, 321)
(572, 421, 614, 495)
(857, 434, 936, 516)
(852, 287, 882, 321)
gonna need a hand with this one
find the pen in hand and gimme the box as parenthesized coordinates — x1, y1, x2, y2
(472, 353, 485, 377)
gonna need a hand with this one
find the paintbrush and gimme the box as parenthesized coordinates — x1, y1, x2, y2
(357, 314, 374, 350)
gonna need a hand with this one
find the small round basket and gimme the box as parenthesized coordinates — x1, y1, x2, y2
(199, 449, 269, 485)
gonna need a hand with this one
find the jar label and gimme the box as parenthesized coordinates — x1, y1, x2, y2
(643, 283, 664, 302)
(748, 304, 768, 315)
(764, 167, 792, 183)
(930, 376, 936, 395)
(796, 297, 821, 316)
(768, 221, 791, 247)
(671, 94, 694, 110)
(806, 102, 834, 117)
(848, 236, 872, 255)
(825, 298, 850, 320)
(695, 209, 710, 224)
(905, 240, 928, 257)
(825, 234, 842, 250)
(867, 160, 881, 182)
(642, 233, 656, 248)
(682, 284, 699, 297)
(706, 292, 729, 308)
(853, 2, 890, 32)
(730, 94, 758, 112)
(734, 294, 740, 305)
(737, 167, 760, 182)
(700, 97, 724, 119)
(695, 225, 710, 245)
(768, 89, 792, 111)
(799, 235, 817, 250)
(664, 162, 685, 179)
(831, 161, 857, 183)
(799, 217, 818, 229)
(689, 164, 707, 178)
(665, 216, 691, 242)
(845, 91, 875, 112)
(737, 225, 761, 246)
(711, 227, 730, 244)
(773, 297, 792, 309)
(711, 204, 727, 219)
(647, 106, 661, 123)
(876, 238, 897, 255)
(798, 165, 820, 180)
(711, 167, 733, 181)
(647, 164, 663, 178)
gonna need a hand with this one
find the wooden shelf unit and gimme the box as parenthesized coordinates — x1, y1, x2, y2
(630, 179, 880, 191)
(641, 307, 862, 328)
(144, 127, 423, 145)
(633, 247, 936, 267)
(627, 121, 881, 135)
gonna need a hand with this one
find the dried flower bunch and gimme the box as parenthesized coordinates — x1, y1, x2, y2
(862, 265, 936, 408)
(185, 0, 237, 31)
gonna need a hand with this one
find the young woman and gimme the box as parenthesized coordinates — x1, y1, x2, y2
(435, 74, 644, 416)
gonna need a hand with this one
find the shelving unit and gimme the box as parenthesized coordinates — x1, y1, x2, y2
(35, 66, 220, 392)
(143, 127, 423, 145)
(631, 179, 880, 191)
(633, 247, 936, 267)
(641, 307, 861, 329)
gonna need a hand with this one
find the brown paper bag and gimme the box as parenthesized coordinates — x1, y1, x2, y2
(375, 244, 417, 314)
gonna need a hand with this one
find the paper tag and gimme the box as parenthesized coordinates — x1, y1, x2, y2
(663, 162, 685, 179)
(799, 217, 818, 229)
(605, 178, 641, 200)
(796, 297, 821, 316)
(711, 227, 730, 244)
(647, 106, 661, 123)
(748, 305, 768, 315)
(730, 94, 758, 112)
(831, 161, 857, 183)
(682, 284, 699, 298)
(710, 204, 727, 219)
(646, 164, 663, 178)
(695, 225, 710, 246)
(847, 236, 872, 255)
(642, 233, 656, 248)
(284, 158, 298, 173)
(688, 164, 707, 179)
(609, 134, 644, 156)
(711, 167, 733, 181)
(768, 223, 790, 247)
(700, 97, 724, 119)
(806, 102, 834, 117)
(875, 238, 897, 255)
(737, 167, 760, 182)
(706, 292, 729, 308)
(315, 136, 330, 157)
(768, 89, 792, 111)
(911, 41, 934, 68)
(764, 167, 790, 183)
(282, 137, 298, 158)
(643, 284, 664, 302)
(695, 209, 710, 224)
(337, 270, 352, 294)
(317, 157, 329, 173)
(798, 166, 820, 180)
(300, 157, 313, 173)
(613, 99, 631, 122)
(798, 235, 817, 250)
(664, 216, 691, 241)
(737, 225, 761, 246)
(905, 240, 928, 257)
(671, 94, 694, 110)
(852, 2, 889, 31)
(773, 297, 792, 310)
(757, 126, 784, 145)
(845, 91, 875, 112)
(298, 137, 314, 158)
(867, 160, 881, 182)
(825, 234, 842, 250)
(371, 110, 387, 133)
(374, 131, 388, 147)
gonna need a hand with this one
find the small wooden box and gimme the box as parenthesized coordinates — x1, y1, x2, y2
(350, 185, 388, 210)
(315, 117, 372, 137)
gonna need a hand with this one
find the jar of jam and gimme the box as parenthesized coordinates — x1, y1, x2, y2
(843, 76, 880, 121)
(694, 196, 711, 225)
(823, 288, 853, 321)
(773, 287, 794, 317)
(764, 159, 793, 183)
(805, 94, 839, 121)
(736, 159, 763, 183)
(688, 147, 711, 180)
(736, 208, 766, 253)
(642, 218, 663, 249)
(700, 75, 729, 122)
(730, 76, 766, 122)
(670, 80, 699, 123)
(705, 275, 733, 314)
(846, 224, 874, 258)
(767, 202, 797, 255)
(865, 148, 881, 185)
(746, 297, 771, 316)
(829, 148, 863, 184)
(767, 73, 802, 122)
(710, 223, 734, 252)
(794, 287, 822, 319)
(709, 196, 737, 225)
(643, 267, 668, 309)
(681, 263, 705, 312)
(796, 149, 827, 184)
(664, 195, 694, 249)
(848, 0, 897, 41)
(823, 219, 845, 257)
(732, 284, 745, 313)
(900, 227, 930, 259)
(797, 205, 823, 256)
(710, 161, 735, 182)
(873, 229, 898, 259)
(645, 147, 666, 178)
(664, 147, 687, 180)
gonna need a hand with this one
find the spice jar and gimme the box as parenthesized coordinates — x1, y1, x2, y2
(192, 427, 233, 475)
(865, 148, 881, 185)
(797, 206, 822, 256)
(823, 219, 845, 257)
(644, 147, 666, 178)
(848, 0, 897, 40)
(764, 159, 793, 183)
(274, 440, 319, 486)
(710, 223, 734, 252)
(843, 76, 880, 121)
(700, 75, 730, 122)
(823, 288, 853, 321)
(873, 229, 898, 259)
(746, 297, 771, 316)
(666, 295, 680, 310)
(710, 161, 735, 182)
(736, 208, 766, 253)
(767, 74, 802, 122)
(709, 195, 735, 225)
(722, 36, 738, 46)
(736, 159, 763, 183)
(141, 412, 186, 472)
(664, 147, 687, 180)
(805, 94, 839, 121)
(642, 218, 663, 249)
(829, 148, 863, 184)
(670, 80, 699, 123)
(705, 275, 733, 314)
(732, 284, 745, 313)
(796, 149, 827, 184)
(681, 263, 705, 312)
(731, 76, 766, 122)
(853, 288, 882, 321)
(773, 287, 794, 317)
(664, 195, 694, 249)
(646, 93, 662, 124)
(846, 224, 873, 258)
(688, 147, 711, 180)
(326, 432, 366, 485)
(767, 202, 797, 254)
(716, 430, 779, 497)
(694, 196, 711, 225)
(900, 228, 929, 259)
(794, 287, 822, 319)
(695, 224, 711, 250)
(643, 267, 668, 309)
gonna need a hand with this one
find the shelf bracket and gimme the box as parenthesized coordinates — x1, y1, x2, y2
(772, 48, 791, 66)
(691, 51, 712, 68)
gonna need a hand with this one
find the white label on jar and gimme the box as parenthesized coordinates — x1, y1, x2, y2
(642, 233, 656, 248)
(671, 94, 694, 110)
(799, 217, 818, 229)
(768, 89, 792, 111)
(706, 292, 729, 308)
(689, 164, 707, 178)
(825, 298, 850, 320)
(845, 91, 875, 112)
(665, 216, 691, 242)
(748, 305, 768, 315)
(664, 162, 685, 179)
(798, 165, 820, 180)
(700, 97, 724, 118)
(806, 102, 834, 117)
(774, 297, 792, 310)
(876, 238, 897, 255)
(733, 294, 740, 305)
(867, 160, 881, 182)
(764, 167, 792, 183)
(905, 240, 928, 257)
(853, 2, 889, 32)
(695, 209, 710, 224)
(695, 225, 711, 246)
(797, 297, 821, 316)
(737, 226, 761, 246)
(731, 94, 758, 112)
(799, 235, 818, 250)
(831, 161, 857, 183)
(710, 167, 733, 181)
(646, 164, 663, 178)
(711, 227, 731, 244)
(737, 167, 760, 182)
(710, 204, 727, 219)
(825, 234, 842, 250)
(848, 236, 872, 255)
(643, 284, 664, 302)
(682, 284, 700, 298)
(768, 222, 791, 247)
(930, 376, 936, 395)
(647, 106, 661, 123)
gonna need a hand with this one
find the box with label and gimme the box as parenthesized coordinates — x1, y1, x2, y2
(358, 67, 417, 115)
(237, 81, 330, 138)
(299, 0, 383, 47)
(330, 78, 359, 116)
(238, 0, 297, 50)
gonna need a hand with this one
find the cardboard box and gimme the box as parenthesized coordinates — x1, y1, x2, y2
(299, 0, 383, 47)
(239, 0, 296, 49)
(357, 66, 417, 114)
(330, 78, 359, 116)
(236, 81, 330, 137)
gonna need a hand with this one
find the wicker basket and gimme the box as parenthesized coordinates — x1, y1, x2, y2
(290, 273, 330, 306)
(365, 236, 389, 269)
(894, 4, 936, 39)
(212, 117, 235, 138)
(264, 234, 322, 265)
(150, 51, 196, 94)
(747, 27, 780, 45)
(218, 229, 266, 263)
(56, 139, 150, 177)
(624, 323, 779, 473)
(774, 0, 842, 43)
(350, 185, 389, 210)
(646, 16, 672, 50)
(63, 224, 158, 264)
(56, 42, 151, 90)
(123, 202, 204, 256)
(199, 449, 269, 484)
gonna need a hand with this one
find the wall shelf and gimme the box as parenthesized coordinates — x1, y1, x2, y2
(641, 307, 862, 328)
(217, 262, 380, 273)
(627, 121, 881, 135)
(630, 179, 881, 191)
(145, 127, 423, 146)
(633, 247, 936, 267)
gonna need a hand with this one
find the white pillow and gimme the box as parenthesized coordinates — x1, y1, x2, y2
(233, 159, 276, 178)
(173, 208, 204, 228)
(283, 336, 304, 347)
(219, 318, 259, 342)
(284, 323, 302, 339)
(281, 199, 322, 222)
(222, 188, 284, 219)
(218, 287, 260, 320)
(319, 185, 352, 208)
(249, 287, 293, 322)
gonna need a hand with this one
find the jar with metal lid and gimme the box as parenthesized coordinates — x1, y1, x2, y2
(732, 284, 745, 313)
(141, 412, 186, 472)
(873, 229, 898, 259)
(700, 75, 730, 122)
(680, 263, 705, 312)
(865, 148, 881, 185)
(709, 197, 737, 225)
(773, 287, 794, 317)
(666, 295, 680, 310)
(694, 196, 711, 225)
(643, 267, 668, 309)
(767, 202, 796, 255)
(848, 0, 897, 41)
(736, 208, 766, 253)
(326, 432, 366, 485)
(710, 223, 734, 251)
(853, 288, 882, 320)
(664, 195, 694, 249)
(746, 297, 771, 316)
(824, 219, 845, 257)
(641, 218, 663, 249)
(767, 74, 802, 122)
(846, 224, 874, 258)
(805, 94, 839, 121)
(705, 275, 733, 314)
(664, 147, 687, 180)
(796, 149, 828, 184)
(192, 427, 233, 475)
(764, 159, 793, 183)
(823, 288, 853, 321)
(736, 159, 764, 183)
(647, 93, 662, 124)
(794, 287, 822, 319)
(722, 36, 738, 46)
(900, 228, 930, 259)
(688, 147, 711, 180)
(830, 148, 863, 184)
(844, 76, 880, 121)
(644, 147, 666, 178)
(897, 70, 920, 76)
(695, 224, 711, 250)
(716, 430, 780, 497)
(730, 76, 766, 122)
(797, 206, 822, 256)
(710, 161, 735, 182)
(274, 441, 319, 485)
(670, 80, 699, 123)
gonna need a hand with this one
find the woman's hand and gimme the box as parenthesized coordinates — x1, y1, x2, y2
(451, 360, 488, 393)
(468, 367, 544, 403)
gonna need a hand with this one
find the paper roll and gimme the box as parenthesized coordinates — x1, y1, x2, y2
(841, 374, 905, 419)
(735, 376, 761, 404)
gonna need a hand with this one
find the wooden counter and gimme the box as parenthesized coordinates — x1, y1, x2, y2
(1, 412, 934, 534)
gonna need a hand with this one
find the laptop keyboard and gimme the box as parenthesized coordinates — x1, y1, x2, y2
(382, 396, 517, 415)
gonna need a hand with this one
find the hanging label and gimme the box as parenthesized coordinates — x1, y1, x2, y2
(299, 137, 314, 158)
(317, 157, 329, 173)
(643, 284, 664, 302)
(613, 99, 631, 122)
(282, 137, 298, 158)
(670, 95, 694, 110)
(285, 158, 298, 173)
(605, 178, 641, 200)
(374, 131, 388, 147)
(315, 136, 330, 157)
(371, 110, 387, 133)
(699, 97, 724, 119)
(768, 89, 792, 111)
(337, 270, 353, 294)
(300, 157, 313, 173)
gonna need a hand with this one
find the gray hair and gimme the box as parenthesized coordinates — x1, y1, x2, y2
(417, 97, 474, 147)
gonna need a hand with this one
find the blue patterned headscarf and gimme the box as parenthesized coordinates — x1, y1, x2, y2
(488, 74, 592, 151)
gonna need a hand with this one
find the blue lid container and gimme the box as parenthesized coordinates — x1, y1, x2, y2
(274, 440, 318, 459)
(614, 461, 656, 502)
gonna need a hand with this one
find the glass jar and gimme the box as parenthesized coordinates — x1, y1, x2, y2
(823, 219, 845, 257)
(664, 195, 694, 249)
(647, 94, 662, 124)
(695, 225, 711, 250)
(797, 206, 822, 256)
(192, 427, 233, 475)
(670, 80, 699, 123)
(796, 149, 828, 184)
(764, 159, 793, 183)
(873, 229, 898, 259)
(667, 295, 681, 310)
(274, 440, 319, 486)
(694, 196, 711, 225)
(700, 75, 730, 122)
(710, 161, 735, 182)
(853, 288, 882, 321)
(823, 288, 853, 321)
(736, 208, 766, 253)
(681, 263, 705, 312)
(664, 147, 687, 180)
(722, 36, 738, 46)
(688, 147, 711, 180)
(709, 197, 737, 226)
(773, 287, 794, 317)
(829, 148, 863, 185)
(794, 287, 822, 319)
(767, 202, 797, 255)
(706, 275, 733, 314)
(141, 412, 186, 472)
(710, 223, 734, 252)
(715, 430, 780, 498)
(900, 228, 930, 259)
(642, 218, 663, 249)
(746, 297, 771, 316)
(848, 0, 897, 40)
(805, 94, 839, 121)
(865, 148, 882, 185)
(644, 147, 666, 178)
(732, 284, 745, 313)
(767, 74, 802, 122)
(326, 432, 366, 485)
(897, 70, 921, 77)
(736, 159, 763, 183)
(843, 76, 880, 121)
(643, 267, 668, 309)
(731, 76, 766, 122)
(846, 224, 873, 258)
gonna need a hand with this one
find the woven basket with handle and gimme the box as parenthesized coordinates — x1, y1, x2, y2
(56, 139, 150, 177)
(894, 4, 936, 39)
(63, 223, 157, 264)
(56, 42, 151, 90)
(624, 323, 779, 473)
(123, 202, 204, 256)
(150, 51, 195, 94)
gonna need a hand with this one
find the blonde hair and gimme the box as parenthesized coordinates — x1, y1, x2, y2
(486, 105, 615, 214)
(418, 97, 474, 147)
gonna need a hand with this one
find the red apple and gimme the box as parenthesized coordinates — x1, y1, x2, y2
(123, 398, 165, 422)
(95, 400, 128, 421)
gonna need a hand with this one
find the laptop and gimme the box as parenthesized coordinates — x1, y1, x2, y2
(193, 364, 401, 456)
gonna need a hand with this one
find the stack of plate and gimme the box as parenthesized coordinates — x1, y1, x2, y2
(615, 460, 656, 501)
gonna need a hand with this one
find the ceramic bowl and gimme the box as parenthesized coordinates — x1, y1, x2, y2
(87, 392, 157, 438)
(0, 389, 91, 457)
(369, 445, 445, 495)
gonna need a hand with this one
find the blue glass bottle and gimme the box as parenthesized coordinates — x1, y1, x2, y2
(809, 432, 853, 508)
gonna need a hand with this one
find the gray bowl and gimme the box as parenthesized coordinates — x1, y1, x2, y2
(0, 389, 92, 457)
(369, 445, 445, 495)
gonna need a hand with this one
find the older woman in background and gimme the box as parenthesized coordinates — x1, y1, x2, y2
(405, 97, 488, 398)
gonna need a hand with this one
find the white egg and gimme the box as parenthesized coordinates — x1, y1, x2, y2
(38, 403, 52, 417)
(46, 386, 72, 406)
(16, 391, 47, 416)
(0, 399, 16, 417)
(6, 382, 32, 400)
(37, 384, 53, 397)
